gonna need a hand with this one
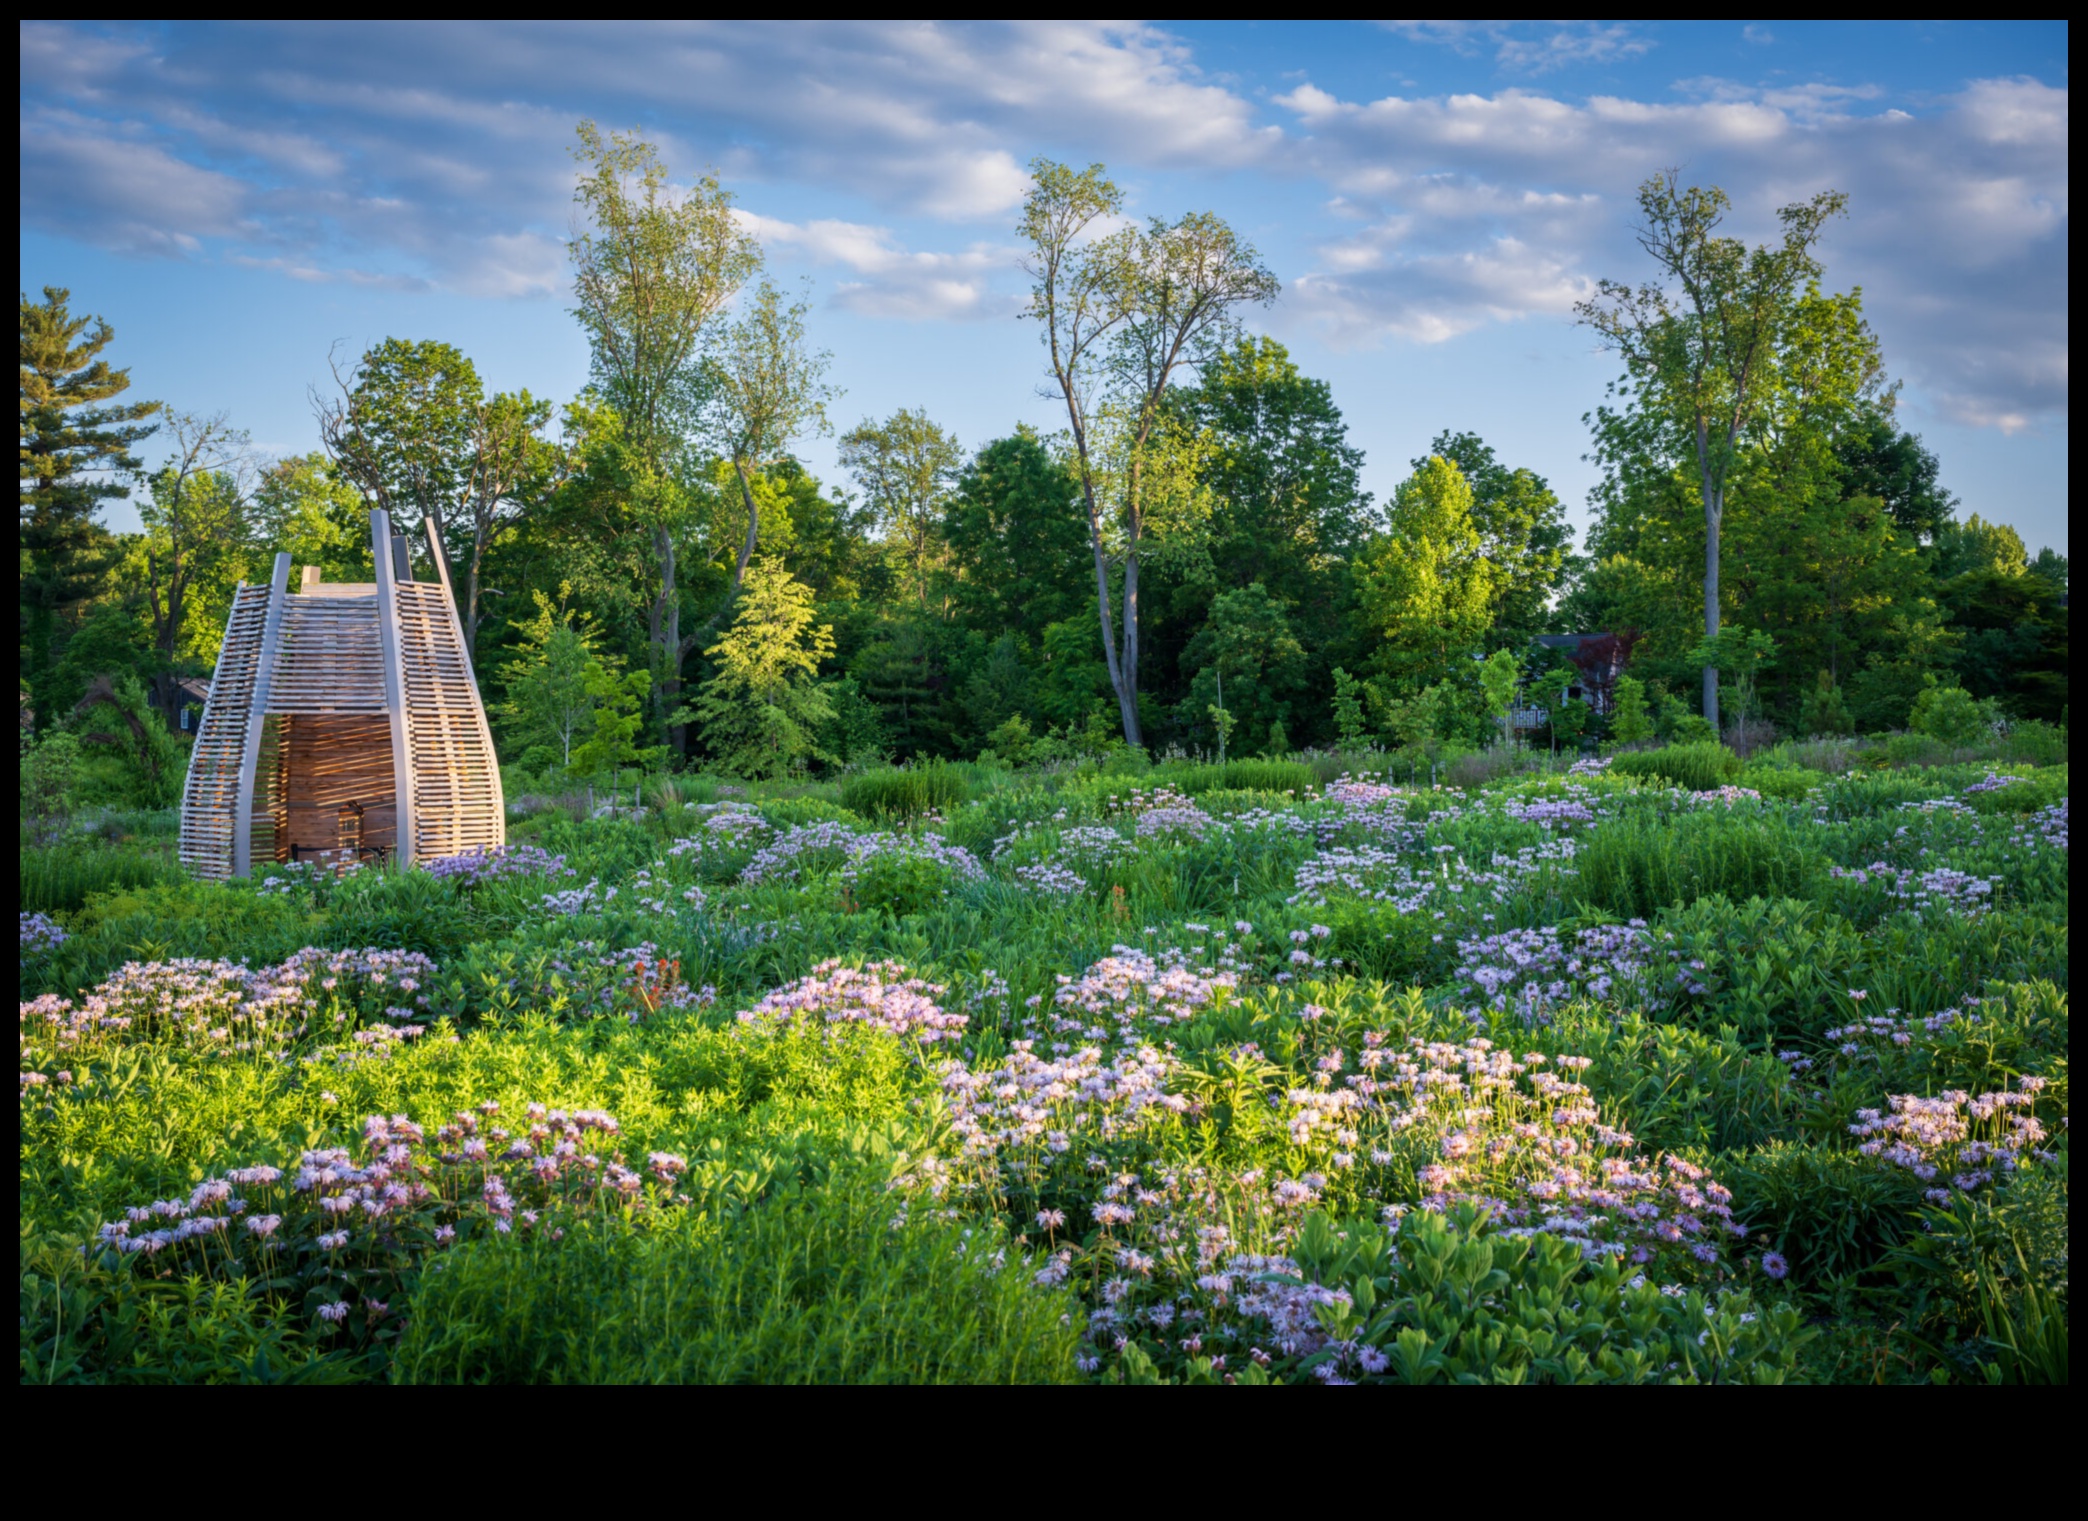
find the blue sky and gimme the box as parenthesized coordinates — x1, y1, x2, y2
(19, 20, 2070, 551)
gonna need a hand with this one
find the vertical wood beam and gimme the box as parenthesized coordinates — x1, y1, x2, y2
(373, 509, 417, 865)
(232, 553, 292, 878)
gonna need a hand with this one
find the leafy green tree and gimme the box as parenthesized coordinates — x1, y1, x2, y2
(1175, 336, 1373, 602)
(1421, 431, 1571, 648)
(1479, 649, 1522, 752)
(569, 662, 661, 788)
(1356, 457, 1499, 697)
(254, 453, 369, 581)
(139, 410, 252, 723)
(692, 556, 837, 778)
(1833, 405, 1957, 544)
(318, 337, 553, 657)
(1578, 172, 1849, 728)
(1020, 159, 1279, 745)
(1330, 667, 1369, 749)
(960, 632, 1031, 740)
(1609, 675, 1655, 747)
(497, 583, 607, 771)
(568, 121, 761, 740)
(1799, 670, 1853, 737)
(1180, 582, 1307, 756)
(1687, 627, 1777, 730)
(1908, 681, 1987, 746)
(66, 671, 185, 806)
(943, 430, 1090, 641)
(20, 286, 159, 719)
(839, 408, 961, 607)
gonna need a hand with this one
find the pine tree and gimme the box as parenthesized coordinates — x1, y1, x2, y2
(20, 287, 159, 716)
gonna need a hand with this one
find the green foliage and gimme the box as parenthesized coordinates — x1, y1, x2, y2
(693, 557, 835, 779)
(1801, 669, 1854, 737)
(22, 840, 176, 914)
(394, 1179, 1080, 1385)
(1908, 682, 1988, 747)
(1255, 1208, 1812, 1385)
(1607, 675, 1655, 748)
(1608, 742, 1743, 791)
(1572, 812, 1825, 919)
(1357, 457, 1500, 696)
(1330, 667, 1369, 749)
(839, 763, 970, 820)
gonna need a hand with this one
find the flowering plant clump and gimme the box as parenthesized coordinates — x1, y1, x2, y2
(1452, 922, 1666, 1018)
(1829, 861, 1998, 916)
(20, 947, 437, 1071)
(738, 820, 864, 885)
(1501, 796, 1601, 830)
(540, 878, 616, 915)
(738, 960, 967, 1047)
(1567, 756, 1612, 777)
(1025, 947, 1239, 1050)
(1291, 839, 1577, 911)
(427, 843, 573, 883)
(1959, 773, 2027, 796)
(1015, 862, 1088, 897)
(932, 1042, 1190, 1194)
(1691, 786, 1765, 808)
(490, 940, 717, 1024)
(21, 911, 68, 958)
(85, 1102, 688, 1346)
(1850, 1079, 2056, 1204)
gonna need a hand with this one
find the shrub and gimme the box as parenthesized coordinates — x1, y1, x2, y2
(1736, 764, 1818, 802)
(1910, 685, 1988, 747)
(840, 764, 970, 820)
(1165, 759, 1317, 797)
(393, 1177, 1082, 1385)
(1609, 743, 1742, 792)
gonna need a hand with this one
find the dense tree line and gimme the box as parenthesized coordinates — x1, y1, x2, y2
(19, 139, 2068, 794)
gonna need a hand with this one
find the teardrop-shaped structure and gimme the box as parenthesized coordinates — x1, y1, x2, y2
(179, 509, 504, 879)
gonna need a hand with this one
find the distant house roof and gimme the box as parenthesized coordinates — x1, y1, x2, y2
(176, 677, 212, 703)
(1535, 633, 1609, 651)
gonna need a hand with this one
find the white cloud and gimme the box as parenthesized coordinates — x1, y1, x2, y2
(736, 210, 1020, 320)
(1377, 21, 1656, 74)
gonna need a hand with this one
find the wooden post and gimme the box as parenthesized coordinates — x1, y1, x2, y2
(373, 509, 416, 866)
(232, 553, 293, 877)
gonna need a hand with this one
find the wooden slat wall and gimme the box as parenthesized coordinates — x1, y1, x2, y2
(394, 583, 504, 862)
(269, 596, 389, 712)
(178, 584, 270, 880)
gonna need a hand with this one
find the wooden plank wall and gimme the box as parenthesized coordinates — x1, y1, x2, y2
(178, 584, 270, 880)
(282, 716, 397, 854)
(394, 582, 504, 862)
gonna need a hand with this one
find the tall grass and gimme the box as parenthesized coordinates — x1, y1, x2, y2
(840, 764, 971, 819)
(21, 841, 178, 913)
(1609, 743, 1743, 792)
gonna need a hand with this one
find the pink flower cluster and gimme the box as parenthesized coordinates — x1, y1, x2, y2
(936, 1040, 1188, 1182)
(1452, 921, 1673, 1018)
(1851, 1078, 2055, 1203)
(1032, 947, 1239, 1049)
(739, 959, 967, 1045)
(89, 1100, 685, 1333)
(20, 947, 435, 1067)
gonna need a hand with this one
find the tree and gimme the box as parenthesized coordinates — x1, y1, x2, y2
(1799, 670, 1853, 737)
(1355, 456, 1500, 696)
(1833, 405, 1956, 544)
(943, 430, 1090, 640)
(708, 279, 835, 604)
(139, 410, 252, 724)
(568, 121, 762, 742)
(1177, 336, 1373, 600)
(839, 408, 961, 606)
(1577, 172, 1848, 728)
(1479, 649, 1522, 752)
(1609, 675, 1655, 747)
(20, 287, 159, 716)
(1687, 626, 1778, 730)
(568, 662, 660, 789)
(692, 556, 837, 778)
(497, 583, 607, 771)
(1330, 667, 1369, 749)
(1019, 159, 1279, 745)
(316, 338, 552, 657)
(1179, 582, 1307, 756)
(253, 453, 369, 581)
(1420, 431, 1571, 648)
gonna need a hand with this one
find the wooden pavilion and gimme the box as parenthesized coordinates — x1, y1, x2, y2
(178, 508, 504, 879)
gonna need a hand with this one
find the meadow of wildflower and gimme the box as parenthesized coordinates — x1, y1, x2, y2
(20, 739, 2069, 1384)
